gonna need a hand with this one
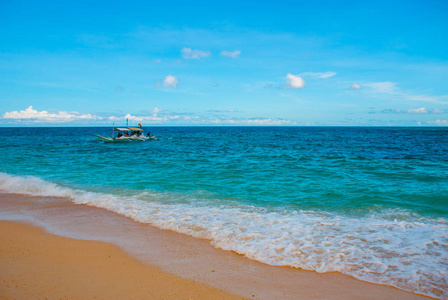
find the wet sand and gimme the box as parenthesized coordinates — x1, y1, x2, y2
(0, 193, 432, 299)
(0, 220, 245, 300)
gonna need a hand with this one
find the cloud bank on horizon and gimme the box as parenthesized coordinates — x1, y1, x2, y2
(0, 0, 447, 126)
(2, 106, 296, 126)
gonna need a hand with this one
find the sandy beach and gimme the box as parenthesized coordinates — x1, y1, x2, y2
(0, 220, 244, 300)
(0, 193, 433, 299)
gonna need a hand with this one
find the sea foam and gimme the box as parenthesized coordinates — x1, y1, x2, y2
(0, 172, 447, 298)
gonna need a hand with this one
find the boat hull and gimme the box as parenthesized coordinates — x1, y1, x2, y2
(94, 134, 150, 143)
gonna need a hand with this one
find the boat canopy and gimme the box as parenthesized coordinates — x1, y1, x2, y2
(127, 127, 143, 131)
(115, 128, 130, 131)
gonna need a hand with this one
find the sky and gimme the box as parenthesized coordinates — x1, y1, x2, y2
(1, 0, 448, 126)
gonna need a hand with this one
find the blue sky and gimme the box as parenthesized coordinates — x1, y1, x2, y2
(1, 0, 447, 126)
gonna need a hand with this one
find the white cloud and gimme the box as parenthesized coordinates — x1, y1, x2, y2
(350, 83, 361, 90)
(1, 107, 296, 126)
(108, 113, 180, 123)
(108, 112, 295, 126)
(181, 48, 210, 60)
(379, 107, 447, 114)
(407, 95, 448, 104)
(285, 73, 305, 89)
(207, 109, 239, 113)
(210, 118, 296, 126)
(363, 81, 448, 104)
(365, 81, 398, 94)
(381, 107, 428, 114)
(244, 118, 295, 125)
(427, 120, 448, 126)
(407, 107, 428, 114)
(163, 75, 178, 88)
(379, 109, 401, 114)
(2, 106, 101, 123)
(301, 71, 336, 79)
(220, 50, 241, 58)
(318, 72, 336, 79)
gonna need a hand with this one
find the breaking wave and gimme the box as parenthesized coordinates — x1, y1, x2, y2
(1, 172, 447, 298)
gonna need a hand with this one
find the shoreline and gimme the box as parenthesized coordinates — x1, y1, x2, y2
(0, 220, 245, 300)
(0, 193, 433, 299)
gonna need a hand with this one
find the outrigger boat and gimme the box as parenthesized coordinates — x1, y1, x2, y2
(95, 122, 157, 143)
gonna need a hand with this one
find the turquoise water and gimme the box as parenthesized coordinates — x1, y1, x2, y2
(1, 126, 447, 298)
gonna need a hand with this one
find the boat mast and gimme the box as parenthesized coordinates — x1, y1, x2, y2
(112, 122, 115, 138)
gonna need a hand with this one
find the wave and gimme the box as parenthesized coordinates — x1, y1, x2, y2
(0, 172, 447, 298)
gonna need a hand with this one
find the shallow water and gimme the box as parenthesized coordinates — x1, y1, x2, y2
(1, 126, 447, 298)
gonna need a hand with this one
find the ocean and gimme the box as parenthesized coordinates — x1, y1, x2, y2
(0, 126, 447, 298)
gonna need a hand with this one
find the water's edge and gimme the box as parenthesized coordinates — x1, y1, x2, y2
(0, 192, 432, 300)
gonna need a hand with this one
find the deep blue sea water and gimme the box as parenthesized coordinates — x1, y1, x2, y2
(1, 126, 447, 298)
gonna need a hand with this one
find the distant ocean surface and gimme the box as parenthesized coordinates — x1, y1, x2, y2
(1, 126, 447, 298)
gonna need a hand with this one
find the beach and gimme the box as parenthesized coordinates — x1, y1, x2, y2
(0, 193, 432, 299)
(0, 220, 244, 300)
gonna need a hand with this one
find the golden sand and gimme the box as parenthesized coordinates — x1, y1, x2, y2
(0, 221, 245, 300)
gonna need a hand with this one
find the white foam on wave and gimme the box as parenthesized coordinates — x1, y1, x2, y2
(1, 172, 447, 298)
